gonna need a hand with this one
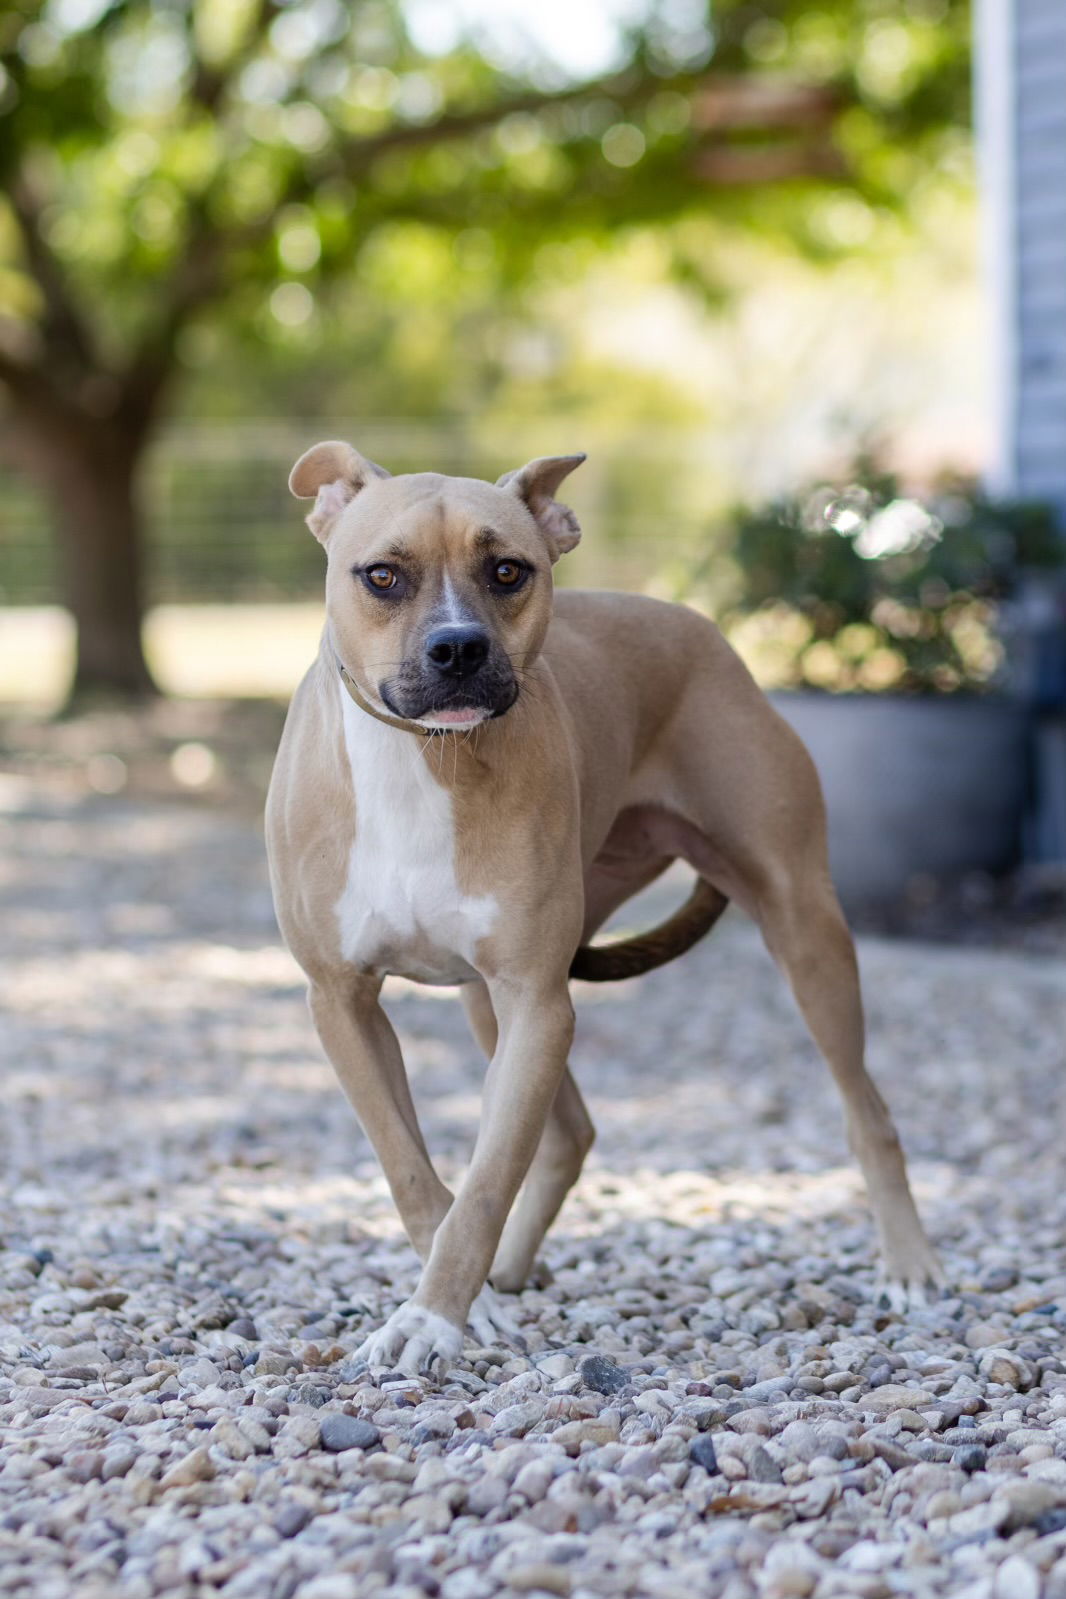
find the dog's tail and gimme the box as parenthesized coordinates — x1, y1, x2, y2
(569, 876, 728, 983)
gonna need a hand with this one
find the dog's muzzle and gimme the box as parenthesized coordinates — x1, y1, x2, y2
(380, 628, 518, 726)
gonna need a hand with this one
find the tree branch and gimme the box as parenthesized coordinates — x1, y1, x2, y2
(327, 65, 714, 180)
(8, 175, 97, 373)
(125, 64, 678, 393)
(121, 206, 226, 419)
(691, 141, 847, 185)
(336, 71, 845, 173)
(187, 0, 283, 115)
(0, 324, 91, 433)
(691, 76, 842, 132)
(125, 67, 852, 407)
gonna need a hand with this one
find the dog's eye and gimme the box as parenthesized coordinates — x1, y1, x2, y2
(492, 560, 526, 588)
(365, 565, 398, 591)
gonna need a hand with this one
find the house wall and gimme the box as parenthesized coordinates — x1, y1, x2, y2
(977, 0, 1066, 524)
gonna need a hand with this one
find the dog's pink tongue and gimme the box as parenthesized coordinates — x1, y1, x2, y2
(432, 707, 483, 725)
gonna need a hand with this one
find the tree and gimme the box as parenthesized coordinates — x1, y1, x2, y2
(0, 0, 971, 701)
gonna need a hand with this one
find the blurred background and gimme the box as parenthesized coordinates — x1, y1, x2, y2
(3, 18, 1066, 1590)
(1, 0, 1064, 925)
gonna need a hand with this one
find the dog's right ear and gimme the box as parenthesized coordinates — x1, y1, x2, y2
(289, 441, 390, 543)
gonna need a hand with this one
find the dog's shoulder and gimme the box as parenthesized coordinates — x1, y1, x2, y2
(547, 588, 729, 671)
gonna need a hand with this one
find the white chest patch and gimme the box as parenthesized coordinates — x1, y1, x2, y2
(335, 684, 498, 983)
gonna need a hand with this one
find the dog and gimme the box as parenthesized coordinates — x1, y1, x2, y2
(265, 441, 942, 1375)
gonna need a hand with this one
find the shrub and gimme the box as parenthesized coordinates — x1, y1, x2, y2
(695, 457, 1062, 693)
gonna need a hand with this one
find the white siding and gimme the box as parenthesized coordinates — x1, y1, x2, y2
(978, 0, 1066, 523)
(1015, 0, 1066, 518)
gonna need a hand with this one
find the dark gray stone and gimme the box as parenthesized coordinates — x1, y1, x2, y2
(577, 1355, 629, 1395)
(319, 1414, 381, 1452)
(689, 1435, 719, 1473)
(952, 1444, 987, 1473)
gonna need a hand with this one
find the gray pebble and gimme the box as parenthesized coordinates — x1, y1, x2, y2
(689, 1435, 719, 1473)
(319, 1414, 381, 1452)
(274, 1503, 314, 1538)
(577, 1354, 629, 1395)
(6, 769, 1066, 1599)
(748, 1444, 783, 1483)
(953, 1444, 988, 1473)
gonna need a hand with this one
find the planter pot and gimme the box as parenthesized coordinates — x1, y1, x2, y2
(769, 693, 1031, 910)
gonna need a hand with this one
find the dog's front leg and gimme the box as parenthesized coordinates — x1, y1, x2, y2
(309, 979, 454, 1261)
(357, 976, 575, 1375)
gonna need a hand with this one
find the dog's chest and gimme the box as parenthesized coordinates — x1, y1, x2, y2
(335, 690, 497, 983)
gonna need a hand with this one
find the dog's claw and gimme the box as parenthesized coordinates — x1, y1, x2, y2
(467, 1284, 525, 1351)
(355, 1302, 463, 1376)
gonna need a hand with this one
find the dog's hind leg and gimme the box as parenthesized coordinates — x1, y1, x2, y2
(752, 867, 943, 1307)
(668, 669, 942, 1307)
(463, 981, 595, 1295)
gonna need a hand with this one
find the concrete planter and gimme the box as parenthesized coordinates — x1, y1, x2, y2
(770, 693, 1031, 909)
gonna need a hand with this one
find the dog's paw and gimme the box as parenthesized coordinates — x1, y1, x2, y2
(876, 1242, 946, 1312)
(467, 1284, 525, 1351)
(355, 1302, 463, 1376)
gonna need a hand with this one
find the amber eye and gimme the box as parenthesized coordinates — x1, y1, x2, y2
(493, 560, 525, 587)
(366, 565, 397, 591)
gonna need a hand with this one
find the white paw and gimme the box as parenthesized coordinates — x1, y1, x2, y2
(355, 1302, 463, 1376)
(876, 1246, 945, 1312)
(467, 1284, 524, 1350)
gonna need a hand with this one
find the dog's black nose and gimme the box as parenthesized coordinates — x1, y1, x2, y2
(425, 625, 490, 677)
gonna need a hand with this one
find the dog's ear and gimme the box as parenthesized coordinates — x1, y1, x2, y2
(496, 453, 586, 561)
(289, 441, 391, 543)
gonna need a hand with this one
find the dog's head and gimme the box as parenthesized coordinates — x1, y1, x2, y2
(289, 442, 585, 729)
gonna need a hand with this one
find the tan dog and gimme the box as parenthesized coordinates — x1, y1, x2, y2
(266, 442, 942, 1375)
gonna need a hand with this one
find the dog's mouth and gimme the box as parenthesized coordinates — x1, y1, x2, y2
(380, 677, 518, 729)
(417, 704, 491, 729)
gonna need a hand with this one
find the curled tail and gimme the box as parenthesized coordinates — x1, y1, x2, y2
(569, 877, 728, 983)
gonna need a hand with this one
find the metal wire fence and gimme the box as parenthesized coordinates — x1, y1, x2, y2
(0, 420, 733, 607)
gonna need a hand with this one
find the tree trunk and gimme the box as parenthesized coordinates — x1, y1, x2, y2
(39, 423, 158, 704)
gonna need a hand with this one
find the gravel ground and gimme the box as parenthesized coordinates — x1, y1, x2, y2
(2, 733, 1066, 1599)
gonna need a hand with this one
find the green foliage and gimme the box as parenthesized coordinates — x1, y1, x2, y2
(0, 0, 974, 418)
(693, 456, 1062, 694)
(0, 0, 982, 702)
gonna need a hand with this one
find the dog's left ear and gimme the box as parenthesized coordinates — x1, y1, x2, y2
(496, 453, 586, 561)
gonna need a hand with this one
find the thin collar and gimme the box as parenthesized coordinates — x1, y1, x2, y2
(334, 653, 434, 737)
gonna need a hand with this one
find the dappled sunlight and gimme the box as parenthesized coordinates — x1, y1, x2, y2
(576, 1161, 953, 1234)
(185, 943, 302, 986)
(1, 778, 1065, 1599)
(0, 768, 1063, 1299)
(2, 779, 1063, 1204)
